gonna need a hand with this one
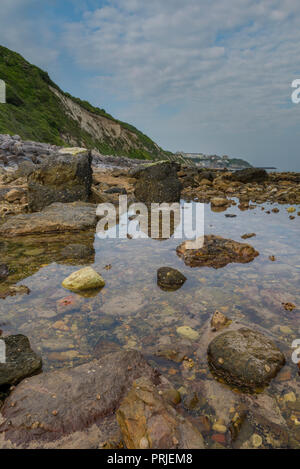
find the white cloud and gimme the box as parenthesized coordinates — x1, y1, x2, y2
(1, 0, 300, 168)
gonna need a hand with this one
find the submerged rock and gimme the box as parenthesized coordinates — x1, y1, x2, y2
(0, 335, 42, 388)
(211, 311, 231, 331)
(157, 267, 186, 291)
(176, 326, 199, 341)
(62, 267, 105, 292)
(0, 285, 30, 300)
(0, 202, 98, 237)
(134, 161, 181, 203)
(207, 328, 285, 392)
(60, 244, 95, 264)
(176, 235, 259, 268)
(27, 150, 92, 212)
(0, 265, 9, 281)
(116, 376, 204, 449)
(0, 350, 158, 448)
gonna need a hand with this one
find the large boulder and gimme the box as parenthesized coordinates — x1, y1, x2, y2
(0, 350, 158, 448)
(0, 335, 42, 389)
(134, 161, 181, 203)
(27, 149, 92, 212)
(0, 202, 98, 237)
(117, 376, 205, 449)
(228, 168, 268, 184)
(176, 235, 259, 268)
(207, 328, 285, 392)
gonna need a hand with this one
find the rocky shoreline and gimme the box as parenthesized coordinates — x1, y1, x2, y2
(0, 135, 299, 449)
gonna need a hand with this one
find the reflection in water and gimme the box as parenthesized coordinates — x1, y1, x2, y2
(0, 201, 299, 446)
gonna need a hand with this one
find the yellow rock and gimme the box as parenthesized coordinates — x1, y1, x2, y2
(176, 326, 199, 341)
(62, 267, 105, 291)
(251, 434, 262, 448)
(287, 207, 296, 213)
(283, 392, 296, 404)
(212, 423, 227, 433)
(58, 147, 87, 156)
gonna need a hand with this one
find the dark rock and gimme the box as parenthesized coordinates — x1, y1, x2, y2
(228, 168, 268, 184)
(0, 265, 9, 282)
(207, 328, 285, 392)
(0, 350, 158, 448)
(0, 335, 42, 389)
(104, 187, 127, 194)
(157, 267, 187, 291)
(176, 235, 259, 268)
(134, 161, 181, 203)
(27, 150, 92, 212)
(0, 202, 98, 237)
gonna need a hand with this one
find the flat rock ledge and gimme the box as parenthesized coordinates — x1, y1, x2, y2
(0, 350, 202, 449)
(207, 328, 286, 392)
(0, 202, 98, 237)
(176, 234, 259, 268)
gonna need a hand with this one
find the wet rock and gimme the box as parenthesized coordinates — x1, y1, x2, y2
(0, 285, 30, 300)
(134, 161, 181, 203)
(27, 150, 92, 212)
(0, 202, 98, 237)
(62, 267, 105, 292)
(176, 235, 259, 269)
(228, 168, 268, 184)
(211, 311, 231, 331)
(116, 376, 205, 449)
(157, 267, 186, 291)
(0, 265, 9, 281)
(207, 328, 285, 392)
(0, 335, 42, 388)
(0, 350, 158, 448)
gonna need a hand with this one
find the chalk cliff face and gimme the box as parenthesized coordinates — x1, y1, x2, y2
(49, 86, 160, 156)
(0, 45, 167, 160)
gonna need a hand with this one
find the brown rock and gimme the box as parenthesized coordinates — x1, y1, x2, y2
(0, 350, 158, 448)
(176, 235, 259, 269)
(116, 376, 205, 449)
(211, 311, 231, 331)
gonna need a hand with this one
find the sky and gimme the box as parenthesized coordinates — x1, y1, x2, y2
(0, 0, 300, 170)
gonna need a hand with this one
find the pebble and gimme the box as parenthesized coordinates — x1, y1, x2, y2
(251, 434, 263, 448)
(212, 423, 227, 433)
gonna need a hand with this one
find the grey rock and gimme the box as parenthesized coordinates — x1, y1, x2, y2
(134, 161, 181, 203)
(0, 202, 99, 237)
(27, 151, 92, 212)
(207, 328, 285, 391)
(0, 335, 42, 388)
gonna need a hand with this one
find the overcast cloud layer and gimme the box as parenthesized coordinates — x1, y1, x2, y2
(0, 0, 300, 170)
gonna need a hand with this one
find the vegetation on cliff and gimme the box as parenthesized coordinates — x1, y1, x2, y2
(0, 45, 168, 160)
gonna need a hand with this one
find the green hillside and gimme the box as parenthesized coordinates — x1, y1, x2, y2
(0, 45, 168, 160)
